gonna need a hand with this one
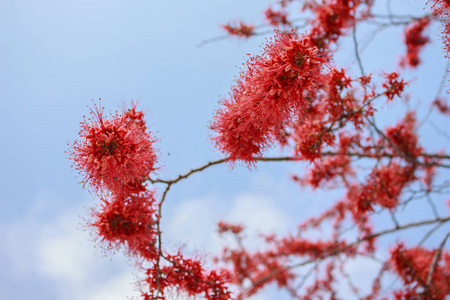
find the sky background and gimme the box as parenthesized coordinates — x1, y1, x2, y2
(0, 0, 449, 299)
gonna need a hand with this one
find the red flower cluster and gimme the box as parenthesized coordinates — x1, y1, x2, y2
(221, 246, 295, 296)
(90, 191, 159, 260)
(307, 0, 371, 50)
(401, 17, 430, 67)
(218, 221, 244, 235)
(382, 72, 408, 102)
(349, 163, 416, 215)
(428, 0, 450, 15)
(70, 102, 234, 300)
(385, 112, 422, 158)
(428, 1, 450, 57)
(300, 155, 352, 188)
(142, 252, 232, 300)
(221, 22, 255, 38)
(390, 242, 450, 299)
(264, 7, 291, 27)
(68, 102, 157, 195)
(292, 109, 335, 160)
(433, 98, 450, 114)
(212, 30, 329, 163)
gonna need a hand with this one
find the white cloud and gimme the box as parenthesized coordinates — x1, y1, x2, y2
(1, 191, 140, 300)
(36, 212, 94, 283)
(226, 193, 289, 235)
(88, 272, 137, 300)
(164, 195, 221, 253)
(164, 188, 292, 255)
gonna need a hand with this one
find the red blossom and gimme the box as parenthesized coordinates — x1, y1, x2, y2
(427, 0, 450, 58)
(307, 0, 369, 49)
(218, 221, 244, 235)
(359, 73, 372, 85)
(400, 17, 430, 67)
(276, 236, 352, 259)
(221, 22, 255, 38)
(264, 7, 291, 27)
(433, 98, 450, 114)
(292, 105, 335, 161)
(300, 155, 352, 188)
(382, 72, 408, 101)
(90, 191, 159, 260)
(142, 253, 232, 300)
(390, 242, 450, 299)
(68, 101, 158, 195)
(348, 163, 416, 216)
(427, 0, 450, 16)
(443, 21, 450, 58)
(385, 112, 422, 158)
(124, 102, 147, 129)
(212, 30, 329, 163)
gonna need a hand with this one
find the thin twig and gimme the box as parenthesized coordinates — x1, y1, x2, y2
(245, 216, 450, 294)
(418, 59, 450, 128)
(418, 222, 443, 246)
(424, 230, 450, 295)
(149, 151, 450, 185)
(353, 24, 365, 76)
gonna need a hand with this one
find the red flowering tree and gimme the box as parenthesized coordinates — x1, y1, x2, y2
(68, 0, 450, 299)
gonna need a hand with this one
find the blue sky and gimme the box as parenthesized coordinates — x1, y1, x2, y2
(1, 0, 449, 299)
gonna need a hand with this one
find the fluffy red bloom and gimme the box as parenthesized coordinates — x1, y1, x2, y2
(212, 30, 329, 163)
(90, 191, 159, 260)
(390, 242, 450, 299)
(69, 102, 157, 194)
(221, 22, 255, 38)
(307, 0, 367, 49)
(401, 17, 430, 67)
(427, 0, 450, 16)
(142, 253, 232, 300)
(292, 103, 335, 161)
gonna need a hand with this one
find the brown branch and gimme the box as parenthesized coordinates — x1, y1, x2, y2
(418, 59, 450, 128)
(149, 151, 450, 186)
(353, 24, 365, 76)
(424, 230, 450, 293)
(196, 19, 309, 48)
(243, 216, 450, 295)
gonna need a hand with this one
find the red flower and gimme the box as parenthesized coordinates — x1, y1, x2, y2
(218, 221, 244, 235)
(427, 0, 450, 58)
(401, 17, 430, 67)
(221, 22, 255, 38)
(433, 98, 450, 114)
(264, 7, 291, 27)
(382, 72, 408, 101)
(212, 30, 329, 163)
(90, 190, 159, 260)
(68, 102, 158, 194)
(307, 0, 367, 49)
(385, 112, 422, 158)
(348, 163, 416, 216)
(427, 0, 450, 15)
(142, 252, 232, 300)
(390, 242, 450, 299)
